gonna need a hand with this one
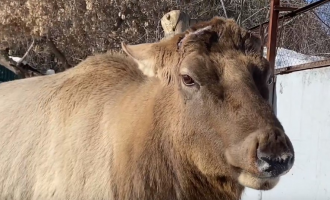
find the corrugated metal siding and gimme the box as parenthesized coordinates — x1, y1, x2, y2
(0, 65, 18, 83)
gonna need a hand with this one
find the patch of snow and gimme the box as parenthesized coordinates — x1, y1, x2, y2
(45, 69, 55, 75)
(9, 56, 21, 62)
(9, 56, 28, 65)
(263, 47, 326, 69)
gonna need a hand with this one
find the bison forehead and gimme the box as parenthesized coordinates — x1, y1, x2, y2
(178, 16, 261, 56)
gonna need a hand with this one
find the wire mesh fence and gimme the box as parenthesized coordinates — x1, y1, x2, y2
(272, 1, 330, 69)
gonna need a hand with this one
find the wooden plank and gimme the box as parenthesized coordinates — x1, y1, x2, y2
(275, 59, 330, 75)
(274, 6, 298, 11)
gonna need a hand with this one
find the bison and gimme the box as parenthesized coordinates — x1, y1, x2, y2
(0, 17, 294, 200)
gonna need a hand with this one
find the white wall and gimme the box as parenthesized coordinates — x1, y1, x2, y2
(242, 66, 330, 200)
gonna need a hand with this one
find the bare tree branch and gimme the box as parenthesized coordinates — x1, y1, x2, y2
(1, 44, 43, 78)
(12, 62, 43, 78)
(242, 7, 268, 24)
(237, 0, 244, 25)
(17, 39, 35, 66)
(312, 10, 330, 30)
(46, 38, 71, 72)
(219, 0, 228, 18)
(279, 17, 296, 28)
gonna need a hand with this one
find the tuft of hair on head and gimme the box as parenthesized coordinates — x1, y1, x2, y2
(178, 16, 262, 55)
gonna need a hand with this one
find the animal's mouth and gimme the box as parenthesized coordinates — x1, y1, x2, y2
(224, 129, 294, 191)
(237, 170, 280, 190)
(232, 157, 291, 190)
(226, 151, 292, 191)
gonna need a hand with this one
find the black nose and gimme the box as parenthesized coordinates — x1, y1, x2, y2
(256, 150, 294, 178)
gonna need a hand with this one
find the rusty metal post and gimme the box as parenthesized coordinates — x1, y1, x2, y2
(267, 0, 280, 108)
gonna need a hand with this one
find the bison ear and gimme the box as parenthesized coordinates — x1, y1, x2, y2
(121, 42, 156, 77)
(241, 31, 262, 55)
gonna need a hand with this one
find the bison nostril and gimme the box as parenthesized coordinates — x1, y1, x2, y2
(288, 154, 295, 166)
(256, 151, 294, 177)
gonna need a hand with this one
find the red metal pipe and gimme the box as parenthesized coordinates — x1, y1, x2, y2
(267, 0, 280, 71)
(267, 0, 280, 108)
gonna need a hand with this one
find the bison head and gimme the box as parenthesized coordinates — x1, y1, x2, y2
(121, 17, 294, 191)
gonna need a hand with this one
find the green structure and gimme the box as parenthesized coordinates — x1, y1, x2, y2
(0, 64, 18, 83)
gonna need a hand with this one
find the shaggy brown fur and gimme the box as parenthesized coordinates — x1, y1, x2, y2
(0, 17, 294, 200)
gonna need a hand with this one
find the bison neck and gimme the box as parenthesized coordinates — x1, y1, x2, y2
(110, 84, 244, 200)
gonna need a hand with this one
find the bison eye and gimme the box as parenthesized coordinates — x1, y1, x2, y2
(181, 75, 195, 86)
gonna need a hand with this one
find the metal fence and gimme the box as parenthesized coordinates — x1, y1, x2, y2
(250, 0, 330, 72)
(275, 1, 330, 69)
